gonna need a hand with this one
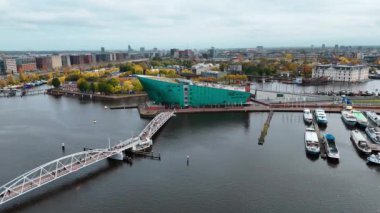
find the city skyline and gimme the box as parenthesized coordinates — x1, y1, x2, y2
(1, 0, 380, 50)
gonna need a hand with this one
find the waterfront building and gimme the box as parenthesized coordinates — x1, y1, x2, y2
(137, 75, 251, 107)
(115, 52, 128, 61)
(227, 65, 243, 74)
(312, 64, 369, 82)
(95, 53, 111, 63)
(69, 55, 81, 65)
(16, 57, 37, 72)
(200, 70, 227, 79)
(0, 58, 17, 74)
(82, 54, 93, 64)
(51, 55, 62, 69)
(191, 63, 219, 75)
(61, 55, 71, 67)
(36, 56, 53, 70)
(101, 47, 105, 53)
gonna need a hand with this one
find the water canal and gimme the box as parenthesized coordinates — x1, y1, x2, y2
(0, 95, 379, 212)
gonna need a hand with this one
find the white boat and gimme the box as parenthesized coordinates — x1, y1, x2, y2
(341, 110, 357, 127)
(350, 130, 372, 155)
(367, 153, 380, 165)
(365, 127, 380, 144)
(352, 110, 369, 128)
(303, 109, 313, 124)
(315, 109, 328, 125)
(304, 127, 320, 155)
(323, 133, 340, 159)
(365, 111, 380, 126)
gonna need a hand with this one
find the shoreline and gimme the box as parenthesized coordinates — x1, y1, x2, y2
(47, 89, 148, 101)
(138, 104, 380, 118)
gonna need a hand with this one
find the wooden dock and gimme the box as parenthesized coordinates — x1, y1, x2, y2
(258, 111, 274, 145)
(128, 150, 161, 160)
(109, 104, 138, 110)
(312, 120, 327, 158)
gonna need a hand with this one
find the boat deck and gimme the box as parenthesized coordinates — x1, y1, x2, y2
(366, 143, 380, 152)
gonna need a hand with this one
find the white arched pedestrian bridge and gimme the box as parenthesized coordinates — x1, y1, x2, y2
(0, 111, 175, 206)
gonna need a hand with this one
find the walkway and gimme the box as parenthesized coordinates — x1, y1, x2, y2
(0, 111, 175, 206)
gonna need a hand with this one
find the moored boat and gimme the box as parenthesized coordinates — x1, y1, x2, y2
(315, 109, 328, 125)
(303, 109, 313, 124)
(365, 127, 380, 144)
(323, 133, 340, 159)
(364, 111, 380, 126)
(304, 127, 320, 155)
(350, 130, 372, 155)
(352, 110, 369, 128)
(367, 153, 380, 165)
(341, 110, 357, 127)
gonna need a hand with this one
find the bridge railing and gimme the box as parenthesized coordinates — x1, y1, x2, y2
(0, 149, 118, 205)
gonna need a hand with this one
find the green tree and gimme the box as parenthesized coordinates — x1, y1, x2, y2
(119, 63, 134, 72)
(90, 82, 96, 94)
(77, 78, 90, 92)
(52, 77, 61, 88)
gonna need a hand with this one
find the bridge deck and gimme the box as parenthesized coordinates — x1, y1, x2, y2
(0, 111, 175, 206)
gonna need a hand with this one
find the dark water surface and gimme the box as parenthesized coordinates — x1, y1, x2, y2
(0, 95, 380, 212)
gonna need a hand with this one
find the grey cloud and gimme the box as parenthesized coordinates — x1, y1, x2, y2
(0, 0, 379, 50)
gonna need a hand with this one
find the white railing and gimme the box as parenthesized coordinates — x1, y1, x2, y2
(0, 111, 176, 206)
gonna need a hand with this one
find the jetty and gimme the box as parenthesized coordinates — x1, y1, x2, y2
(258, 111, 274, 145)
(312, 120, 327, 158)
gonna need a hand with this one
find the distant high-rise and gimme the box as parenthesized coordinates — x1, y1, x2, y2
(128, 45, 133, 52)
(170, 49, 179, 57)
(140, 47, 145, 53)
(101, 47, 105, 53)
(257, 46, 264, 52)
(210, 47, 216, 58)
(153, 47, 158, 52)
(322, 44, 325, 50)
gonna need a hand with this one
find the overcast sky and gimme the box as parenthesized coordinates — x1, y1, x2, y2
(0, 0, 379, 50)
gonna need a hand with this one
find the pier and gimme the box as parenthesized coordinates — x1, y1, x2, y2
(312, 119, 327, 158)
(258, 111, 274, 145)
(0, 111, 175, 206)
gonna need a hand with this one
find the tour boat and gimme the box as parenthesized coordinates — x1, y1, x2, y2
(352, 110, 369, 128)
(341, 110, 357, 127)
(350, 130, 372, 155)
(304, 127, 320, 155)
(303, 109, 313, 124)
(323, 133, 340, 159)
(367, 153, 380, 165)
(364, 111, 380, 126)
(314, 109, 328, 125)
(365, 127, 380, 144)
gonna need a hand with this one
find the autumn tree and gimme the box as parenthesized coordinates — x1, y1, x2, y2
(0, 79, 6, 88)
(6, 75, 15, 85)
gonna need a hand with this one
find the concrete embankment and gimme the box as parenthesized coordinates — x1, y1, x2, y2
(47, 89, 148, 101)
(138, 104, 380, 117)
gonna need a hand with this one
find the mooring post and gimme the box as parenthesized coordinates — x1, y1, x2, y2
(61, 143, 65, 151)
(187, 155, 190, 166)
(158, 152, 161, 160)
